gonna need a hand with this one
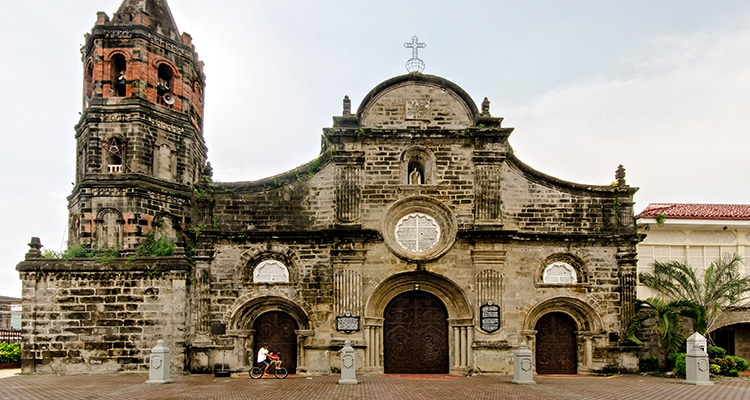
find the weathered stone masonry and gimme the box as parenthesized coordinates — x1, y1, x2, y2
(17, 258, 188, 373)
(18, 0, 640, 376)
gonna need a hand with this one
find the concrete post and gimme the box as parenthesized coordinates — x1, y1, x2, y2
(685, 332, 713, 386)
(338, 340, 358, 384)
(146, 340, 174, 384)
(511, 342, 535, 384)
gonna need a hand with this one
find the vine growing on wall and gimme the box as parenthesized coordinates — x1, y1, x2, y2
(613, 197, 621, 225)
(655, 213, 667, 227)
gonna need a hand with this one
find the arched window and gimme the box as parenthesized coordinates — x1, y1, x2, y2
(253, 260, 290, 283)
(154, 214, 176, 242)
(96, 209, 122, 250)
(76, 144, 85, 183)
(105, 137, 125, 173)
(111, 54, 127, 97)
(84, 61, 94, 107)
(193, 82, 203, 107)
(543, 262, 578, 284)
(69, 214, 81, 246)
(157, 64, 174, 107)
(153, 141, 175, 180)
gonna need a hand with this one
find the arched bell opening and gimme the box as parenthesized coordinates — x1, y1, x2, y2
(156, 64, 174, 107)
(110, 54, 127, 97)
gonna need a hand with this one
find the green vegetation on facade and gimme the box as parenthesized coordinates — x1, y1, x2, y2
(41, 234, 176, 260)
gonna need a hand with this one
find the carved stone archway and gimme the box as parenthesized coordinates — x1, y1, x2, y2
(364, 271, 473, 374)
(227, 296, 312, 371)
(522, 296, 604, 373)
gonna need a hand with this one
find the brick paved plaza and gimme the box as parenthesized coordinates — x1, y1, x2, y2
(0, 372, 748, 400)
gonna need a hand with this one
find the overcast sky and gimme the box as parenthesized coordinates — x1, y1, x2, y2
(1, 1, 750, 297)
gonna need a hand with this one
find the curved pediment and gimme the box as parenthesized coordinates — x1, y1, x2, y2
(357, 74, 479, 129)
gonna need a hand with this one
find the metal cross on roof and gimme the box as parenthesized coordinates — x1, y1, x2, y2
(404, 36, 426, 59)
(404, 36, 426, 73)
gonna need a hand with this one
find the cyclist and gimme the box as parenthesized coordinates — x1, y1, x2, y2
(257, 344, 271, 373)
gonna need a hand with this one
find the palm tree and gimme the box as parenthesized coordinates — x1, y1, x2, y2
(627, 297, 696, 369)
(639, 254, 750, 334)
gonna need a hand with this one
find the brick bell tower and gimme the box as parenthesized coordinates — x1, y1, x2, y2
(68, 0, 207, 252)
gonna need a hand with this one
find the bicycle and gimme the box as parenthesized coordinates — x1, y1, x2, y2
(250, 361, 288, 379)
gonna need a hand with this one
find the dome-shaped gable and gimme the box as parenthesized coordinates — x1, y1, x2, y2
(357, 74, 479, 129)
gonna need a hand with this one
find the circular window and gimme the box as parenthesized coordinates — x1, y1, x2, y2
(382, 196, 456, 262)
(395, 213, 441, 252)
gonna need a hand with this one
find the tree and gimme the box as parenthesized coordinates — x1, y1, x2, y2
(627, 297, 696, 369)
(639, 254, 750, 334)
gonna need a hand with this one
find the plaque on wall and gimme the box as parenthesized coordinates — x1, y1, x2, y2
(336, 312, 360, 333)
(480, 302, 501, 333)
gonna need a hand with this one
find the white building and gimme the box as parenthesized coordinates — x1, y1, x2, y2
(636, 203, 750, 359)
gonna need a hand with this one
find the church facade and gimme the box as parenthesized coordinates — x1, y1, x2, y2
(16, 0, 641, 375)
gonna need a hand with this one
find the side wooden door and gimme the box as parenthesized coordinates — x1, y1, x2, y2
(535, 312, 577, 374)
(253, 311, 298, 373)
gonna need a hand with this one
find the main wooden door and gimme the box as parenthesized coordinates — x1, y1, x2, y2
(253, 311, 298, 373)
(535, 312, 577, 374)
(384, 291, 448, 373)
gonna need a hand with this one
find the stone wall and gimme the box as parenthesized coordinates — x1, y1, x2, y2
(16, 257, 189, 374)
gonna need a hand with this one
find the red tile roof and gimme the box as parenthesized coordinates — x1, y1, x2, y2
(637, 203, 750, 220)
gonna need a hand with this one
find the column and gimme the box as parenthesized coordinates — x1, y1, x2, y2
(585, 336, 593, 367)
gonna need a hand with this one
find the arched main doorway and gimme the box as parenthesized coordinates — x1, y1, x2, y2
(384, 291, 449, 373)
(535, 312, 577, 374)
(253, 311, 298, 373)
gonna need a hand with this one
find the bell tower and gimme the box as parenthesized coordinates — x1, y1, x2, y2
(68, 0, 207, 252)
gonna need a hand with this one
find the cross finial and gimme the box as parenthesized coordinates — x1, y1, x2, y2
(404, 36, 426, 73)
(404, 36, 426, 59)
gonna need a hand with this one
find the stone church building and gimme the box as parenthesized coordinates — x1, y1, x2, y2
(17, 0, 641, 376)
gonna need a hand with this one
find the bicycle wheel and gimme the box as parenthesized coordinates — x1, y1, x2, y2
(249, 366, 264, 379)
(274, 367, 288, 379)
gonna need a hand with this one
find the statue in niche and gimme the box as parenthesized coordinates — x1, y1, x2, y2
(409, 168, 422, 185)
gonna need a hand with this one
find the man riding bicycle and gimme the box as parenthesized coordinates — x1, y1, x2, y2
(257, 344, 272, 373)
(250, 346, 288, 379)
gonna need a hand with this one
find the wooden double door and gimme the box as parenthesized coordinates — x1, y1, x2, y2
(253, 311, 298, 373)
(535, 312, 577, 374)
(384, 291, 449, 373)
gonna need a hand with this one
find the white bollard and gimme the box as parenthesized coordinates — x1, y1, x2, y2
(684, 332, 713, 385)
(511, 342, 536, 384)
(338, 340, 358, 384)
(146, 340, 174, 384)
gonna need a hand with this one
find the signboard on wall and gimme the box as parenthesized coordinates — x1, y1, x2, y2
(336, 312, 360, 333)
(480, 302, 501, 333)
